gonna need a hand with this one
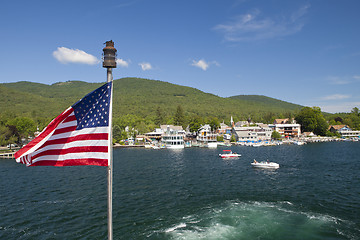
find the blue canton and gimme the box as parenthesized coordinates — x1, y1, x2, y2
(72, 82, 112, 130)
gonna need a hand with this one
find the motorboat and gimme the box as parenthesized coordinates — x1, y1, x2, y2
(251, 160, 279, 169)
(293, 141, 306, 145)
(219, 150, 241, 158)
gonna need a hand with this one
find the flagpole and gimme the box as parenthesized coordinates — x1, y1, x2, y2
(107, 68, 113, 240)
(103, 40, 117, 240)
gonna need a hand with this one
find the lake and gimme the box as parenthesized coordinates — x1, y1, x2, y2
(1, 142, 359, 239)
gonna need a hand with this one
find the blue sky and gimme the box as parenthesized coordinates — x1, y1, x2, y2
(1, 0, 359, 113)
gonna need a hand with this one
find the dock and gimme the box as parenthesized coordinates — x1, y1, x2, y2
(0, 152, 15, 159)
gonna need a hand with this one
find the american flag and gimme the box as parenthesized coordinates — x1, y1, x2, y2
(15, 82, 112, 167)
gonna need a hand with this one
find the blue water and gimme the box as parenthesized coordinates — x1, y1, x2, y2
(1, 142, 359, 239)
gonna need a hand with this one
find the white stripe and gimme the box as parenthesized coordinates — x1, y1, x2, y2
(56, 120, 77, 129)
(33, 140, 108, 156)
(50, 127, 109, 140)
(16, 128, 57, 159)
(32, 152, 109, 162)
(15, 107, 74, 159)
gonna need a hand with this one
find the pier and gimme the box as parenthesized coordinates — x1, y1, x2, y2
(0, 152, 15, 159)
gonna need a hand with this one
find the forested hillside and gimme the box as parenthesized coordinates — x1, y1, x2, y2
(2, 77, 359, 146)
(1, 77, 303, 121)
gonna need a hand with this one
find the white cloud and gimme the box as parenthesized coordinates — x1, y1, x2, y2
(139, 62, 152, 71)
(214, 5, 310, 41)
(53, 47, 99, 65)
(320, 94, 351, 101)
(116, 58, 129, 67)
(191, 59, 220, 71)
(191, 59, 209, 71)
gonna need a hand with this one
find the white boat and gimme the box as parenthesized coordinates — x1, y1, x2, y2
(219, 150, 241, 159)
(251, 160, 279, 169)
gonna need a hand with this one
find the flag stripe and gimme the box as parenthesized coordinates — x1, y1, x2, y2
(32, 152, 109, 162)
(49, 127, 109, 141)
(53, 126, 78, 135)
(33, 146, 108, 159)
(30, 158, 108, 167)
(62, 115, 77, 123)
(38, 133, 108, 149)
(15, 107, 74, 159)
(35, 140, 109, 156)
(56, 120, 77, 130)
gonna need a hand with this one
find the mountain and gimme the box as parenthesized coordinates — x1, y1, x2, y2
(1, 78, 303, 121)
(229, 95, 302, 112)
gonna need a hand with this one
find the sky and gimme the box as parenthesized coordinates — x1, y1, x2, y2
(0, 0, 359, 113)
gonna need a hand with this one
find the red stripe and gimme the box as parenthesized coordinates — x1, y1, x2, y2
(53, 126, 78, 135)
(32, 146, 108, 159)
(15, 108, 74, 159)
(63, 115, 77, 123)
(30, 158, 108, 167)
(38, 133, 108, 150)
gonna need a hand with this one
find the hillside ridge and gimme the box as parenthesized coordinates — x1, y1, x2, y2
(1, 78, 303, 121)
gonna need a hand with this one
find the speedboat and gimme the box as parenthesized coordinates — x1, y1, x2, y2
(219, 150, 241, 158)
(251, 160, 279, 169)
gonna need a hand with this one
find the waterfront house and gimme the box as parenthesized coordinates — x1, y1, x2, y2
(217, 122, 232, 135)
(232, 123, 272, 142)
(145, 125, 186, 148)
(197, 124, 217, 148)
(161, 127, 185, 149)
(270, 119, 301, 138)
(329, 125, 360, 138)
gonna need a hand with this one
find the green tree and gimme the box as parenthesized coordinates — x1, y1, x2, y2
(6, 117, 36, 142)
(0, 125, 14, 146)
(209, 117, 220, 132)
(0, 125, 20, 146)
(295, 107, 328, 136)
(189, 116, 203, 133)
(155, 107, 164, 126)
(351, 107, 359, 115)
(271, 131, 282, 140)
(174, 105, 185, 127)
(217, 135, 224, 142)
(113, 125, 122, 143)
(348, 107, 360, 130)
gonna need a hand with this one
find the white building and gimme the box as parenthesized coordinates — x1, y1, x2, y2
(329, 125, 360, 138)
(232, 123, 272, 142)
(197, 124, 217, 148)
(160, 125, 185, 149)
(270, 119, 301, 138)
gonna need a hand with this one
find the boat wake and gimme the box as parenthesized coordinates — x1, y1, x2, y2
(161, 200, 359, 240)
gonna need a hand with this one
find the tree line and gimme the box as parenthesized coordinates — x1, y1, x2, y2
(1, 105, 359, 147)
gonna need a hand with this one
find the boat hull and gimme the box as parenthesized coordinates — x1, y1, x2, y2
(251, 162, 279, 169)
(219, 154, 241, 158)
